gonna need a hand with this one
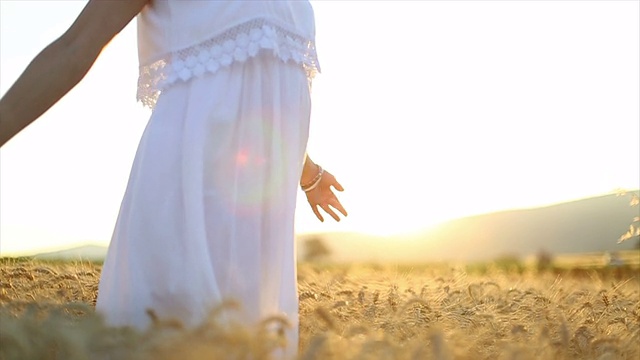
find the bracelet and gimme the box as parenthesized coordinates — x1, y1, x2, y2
(301, 165, 322, 188)
(301, 165, 323, 191)
(302, 177, 322, 192)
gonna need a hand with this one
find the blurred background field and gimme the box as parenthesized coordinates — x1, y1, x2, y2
(1, 255, 638, 360)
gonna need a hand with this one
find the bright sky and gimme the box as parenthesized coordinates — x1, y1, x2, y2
(1, 1, 638, 256)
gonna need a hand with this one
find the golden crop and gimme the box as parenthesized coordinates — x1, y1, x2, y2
(1, 259, 639, 359)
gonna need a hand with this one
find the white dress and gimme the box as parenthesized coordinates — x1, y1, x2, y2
(96, 1, 319, 356)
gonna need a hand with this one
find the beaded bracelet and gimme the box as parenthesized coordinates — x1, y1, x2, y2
(301, 165, 323, 188)
(301, 165, 323, 192)
(302, 176, 322, 192)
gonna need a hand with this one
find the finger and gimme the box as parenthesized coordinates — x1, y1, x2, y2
(321, 204, 341, 222)
(311, 205, 324, 222)
(326, 194, 347, 217)
(332, 179, 344, 192)
(331, 198, 348, 217)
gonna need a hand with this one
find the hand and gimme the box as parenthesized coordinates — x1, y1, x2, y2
(304, 170, 347, 222)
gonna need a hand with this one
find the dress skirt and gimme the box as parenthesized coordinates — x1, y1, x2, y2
(96, 54, 311, 355)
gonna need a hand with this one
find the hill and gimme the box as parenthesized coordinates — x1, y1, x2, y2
(298, 192, 639, 263)
(33, 244, 108, 262)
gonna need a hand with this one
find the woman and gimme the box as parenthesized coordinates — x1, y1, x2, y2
(0, 0, 346, 357)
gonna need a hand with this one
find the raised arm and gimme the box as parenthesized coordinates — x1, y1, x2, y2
(0, 0, 149, 147)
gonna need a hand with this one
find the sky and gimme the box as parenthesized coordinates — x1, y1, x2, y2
(1, 0, 639, 256)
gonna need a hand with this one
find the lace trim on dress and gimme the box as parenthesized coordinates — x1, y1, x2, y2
(137, 18, 320, 108)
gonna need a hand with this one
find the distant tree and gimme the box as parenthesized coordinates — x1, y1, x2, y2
(536, 249, 554, 271)
(618, 191, 640, 243)
(303, 236, 332, 262)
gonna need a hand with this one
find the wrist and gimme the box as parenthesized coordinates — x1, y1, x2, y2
(300, 158, 318, 185)
(301, 165, 323, 192)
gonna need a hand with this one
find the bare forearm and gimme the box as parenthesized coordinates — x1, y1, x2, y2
(0, 37, 99, 147)
(0, 0, 149, 148)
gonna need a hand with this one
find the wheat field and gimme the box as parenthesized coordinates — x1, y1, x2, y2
(1, 257, 639, 360)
